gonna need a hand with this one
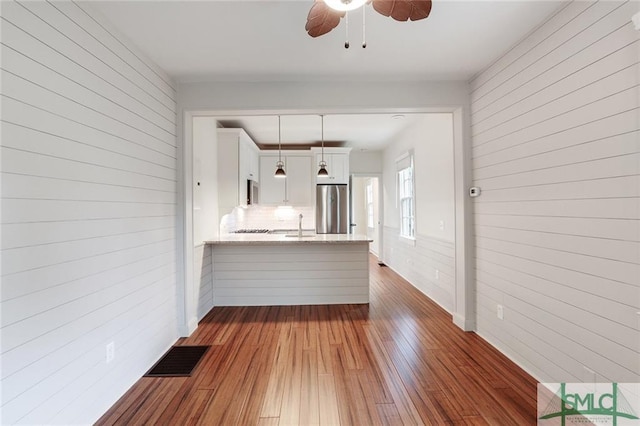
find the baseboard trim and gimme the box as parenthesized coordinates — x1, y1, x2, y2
(179, 317, 199, 337)
(385, 263, 453, 315)
(453, 313, 476, 331)
(476, 330, 545, 384)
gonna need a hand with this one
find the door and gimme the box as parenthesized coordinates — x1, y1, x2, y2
(365, 178, 380, 255)
(351, 175, 382, 258)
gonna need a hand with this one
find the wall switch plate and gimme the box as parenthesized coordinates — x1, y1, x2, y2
(439, 220, 445, 231)
(435, 269, 440, 280)
(496, 304, 504, 320)
(106, 342, 115, 364)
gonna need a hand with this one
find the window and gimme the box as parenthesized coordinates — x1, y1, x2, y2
(366, 181, 374, 228)
(397, 153, 415, 239)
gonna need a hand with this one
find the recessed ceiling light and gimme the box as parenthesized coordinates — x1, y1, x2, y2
(391, 114, 405, 120)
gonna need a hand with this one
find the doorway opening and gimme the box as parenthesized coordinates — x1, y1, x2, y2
(350, 174, 383, 264)
(179, 107, 474, 337)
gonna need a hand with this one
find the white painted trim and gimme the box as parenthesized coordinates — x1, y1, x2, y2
(186, 317, 199, 335)
(452, 106, 476, 332)
(394, 151, 411, 165)
(453, 313, 476, 331)
(178, 110, 197, 337)
(476, 331, 545, 384)
(398, 235, 417, 246)
(386, 262, 453, 314)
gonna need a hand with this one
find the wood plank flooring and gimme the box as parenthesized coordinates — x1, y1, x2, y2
(96, 255, 538, 425)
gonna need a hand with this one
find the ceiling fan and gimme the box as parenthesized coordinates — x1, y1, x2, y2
(306, 0, 432, 44)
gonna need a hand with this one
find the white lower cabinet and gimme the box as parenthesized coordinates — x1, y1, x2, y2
(259, 154, 312, 205)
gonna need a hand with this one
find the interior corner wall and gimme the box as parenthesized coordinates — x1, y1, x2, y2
(469, 0, 639, 383)
(350, 150, 383, 174)
(1, 1, 178, 424)
(381, 114, 456, 312)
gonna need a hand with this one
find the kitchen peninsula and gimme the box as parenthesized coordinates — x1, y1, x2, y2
(204, 233, 371, 306)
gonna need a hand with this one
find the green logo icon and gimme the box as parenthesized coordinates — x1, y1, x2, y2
(539, 383, 639, 425)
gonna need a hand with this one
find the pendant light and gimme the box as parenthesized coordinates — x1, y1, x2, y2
(274, 115, 286, 178)
(318, 115, 329, 177)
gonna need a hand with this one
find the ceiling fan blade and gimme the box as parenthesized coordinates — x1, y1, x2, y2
(372, 0, 432, 22)
(306, 0, 345, 37)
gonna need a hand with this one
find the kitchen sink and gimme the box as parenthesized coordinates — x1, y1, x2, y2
(284, 234, 316, 238)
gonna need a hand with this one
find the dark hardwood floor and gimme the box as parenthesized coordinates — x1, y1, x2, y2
(97, 255, 538, 425)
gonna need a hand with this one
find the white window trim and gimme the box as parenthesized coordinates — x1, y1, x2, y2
(396, 151, 416, 244)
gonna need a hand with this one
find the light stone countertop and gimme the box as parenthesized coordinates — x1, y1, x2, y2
(205, 233, 372, 245)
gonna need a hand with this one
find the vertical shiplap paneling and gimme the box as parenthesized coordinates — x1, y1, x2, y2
(469, 0, 640, 383)
(0, 1, 178, 424)
(382, 227, 455, 313)
(194, 244, 213, 320)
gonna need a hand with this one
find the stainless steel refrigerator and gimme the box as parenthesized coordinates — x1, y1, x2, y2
(316, 184, 348, 234)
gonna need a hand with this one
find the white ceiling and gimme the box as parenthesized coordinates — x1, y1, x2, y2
(215, 113, 425, 149)
(86, 0, 564, 83)
(85, 0, 563, 150)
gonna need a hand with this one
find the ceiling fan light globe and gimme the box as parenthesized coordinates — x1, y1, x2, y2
(323, 0, 367, 12)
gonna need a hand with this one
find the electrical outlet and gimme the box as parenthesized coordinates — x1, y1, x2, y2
(106, 342, 115, 364)
(439, 220, 445, 231)
(435, 269, 440, 279)
(496, 304, 504, 320)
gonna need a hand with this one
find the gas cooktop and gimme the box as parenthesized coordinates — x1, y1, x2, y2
(233, 229, 270, 234)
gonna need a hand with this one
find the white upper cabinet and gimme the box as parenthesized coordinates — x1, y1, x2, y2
(259, 155, 285, 205)
(259, 153, 313, 206)
(311, 148, 351, 184)
(239, 131, 260, 182)
(286, 156, 313, 205)
(217, 129, 260, 217)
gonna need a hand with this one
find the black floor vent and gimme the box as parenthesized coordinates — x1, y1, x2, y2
(144, 346, 209, 377)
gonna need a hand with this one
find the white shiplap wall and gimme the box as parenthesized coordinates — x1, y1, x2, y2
(470, 0, 640, 383)
(382, 227, 456, 312)
(0, 1, 178, 424)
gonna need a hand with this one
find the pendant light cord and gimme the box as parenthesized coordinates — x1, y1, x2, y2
(318, 114, 328, 176)
(362, 5, 366, 48)
(321, 114, 324, 160)
(345, 12, 349, 49)
(278, 115, 282, 162)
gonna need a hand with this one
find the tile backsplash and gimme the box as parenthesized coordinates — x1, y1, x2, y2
(220, 205, 315, 233)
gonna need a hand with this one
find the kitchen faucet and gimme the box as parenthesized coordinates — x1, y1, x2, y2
(298, 214, 303, 237)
